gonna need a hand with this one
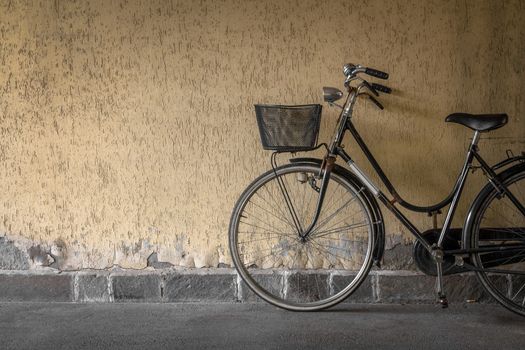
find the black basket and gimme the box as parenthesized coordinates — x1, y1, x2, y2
(255, 104, 322, 152)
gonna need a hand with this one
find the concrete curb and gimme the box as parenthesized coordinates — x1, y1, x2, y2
(0, 269, 502, 304)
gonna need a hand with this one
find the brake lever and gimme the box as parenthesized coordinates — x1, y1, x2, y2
(362, 80, 379, 97)
(360, 93, 384, 110)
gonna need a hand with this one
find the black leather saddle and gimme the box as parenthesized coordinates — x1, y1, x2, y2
(445, 113, 508, 132)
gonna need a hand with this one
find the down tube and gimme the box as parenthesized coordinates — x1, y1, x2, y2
(337, 149, 432, 252)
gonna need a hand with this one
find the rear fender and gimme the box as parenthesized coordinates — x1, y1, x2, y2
(290, 157, 386, 267)
(463, 161, 525, 249)
(491, 154, 525, 172)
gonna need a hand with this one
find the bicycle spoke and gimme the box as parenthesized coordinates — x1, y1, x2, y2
(258, 187, 296, 231)
(248, 198, 297, 232)
(478, 227, 525, 240)
(242, 240, 303, 268)
(313, 183, 350, 222)
(242, 209, 294, 236)
(238, 230, 297, 237)
(261, 183, 297, 230)
(313, 208, 360, 233)
(239, 220, 294, 237)
(511, 283, 525, 303)
(480, 250, 525, 268)
(308, 240, 356, 263)
(309, 195, 360, 235)
(488, 203, 525, 235)
(311, 240, 360, 253)
(311, 235, 368, 244)
(316, 187, 360, 227)
(312, 222, 368, 239)
(238, 232, 298, 245)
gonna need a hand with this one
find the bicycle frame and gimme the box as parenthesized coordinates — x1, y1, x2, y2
(338, 121, 473, 253)
(304, 84, 525, 260)
(239, 64, 525, 312)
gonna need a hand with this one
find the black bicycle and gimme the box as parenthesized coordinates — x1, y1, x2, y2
(229, 63, 525, 316)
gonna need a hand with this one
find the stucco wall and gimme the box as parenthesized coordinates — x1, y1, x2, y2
(0, 0, 523, 270)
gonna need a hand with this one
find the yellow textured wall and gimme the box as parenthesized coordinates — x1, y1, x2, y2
(0, 0, 523, 269)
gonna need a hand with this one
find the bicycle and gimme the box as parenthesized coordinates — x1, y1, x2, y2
(228, 63, 525, 316)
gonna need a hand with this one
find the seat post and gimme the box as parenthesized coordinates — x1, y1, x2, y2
(470, 131, 480, 148)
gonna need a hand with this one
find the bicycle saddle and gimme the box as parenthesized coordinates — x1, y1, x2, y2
(445, 113, 508, 132)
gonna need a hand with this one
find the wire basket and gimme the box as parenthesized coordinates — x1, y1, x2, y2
(255, 104, 322, 152)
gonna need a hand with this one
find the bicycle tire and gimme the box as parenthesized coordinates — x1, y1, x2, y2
(229, 163, 376, 311)
(466, 162, 525, 317)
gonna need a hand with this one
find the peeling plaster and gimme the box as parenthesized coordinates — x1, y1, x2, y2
(0, 236, 30, 270)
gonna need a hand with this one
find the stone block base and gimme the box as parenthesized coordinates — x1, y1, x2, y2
(0, 269, 511, 304)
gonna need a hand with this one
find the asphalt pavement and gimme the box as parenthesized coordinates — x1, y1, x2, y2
(0, 302, 523, 349)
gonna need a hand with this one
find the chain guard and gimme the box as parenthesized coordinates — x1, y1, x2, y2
(413, 229, 466, 276)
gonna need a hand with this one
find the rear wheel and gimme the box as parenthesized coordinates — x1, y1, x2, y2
(229, 163, 376, 311)
(468, 164, 525, 317)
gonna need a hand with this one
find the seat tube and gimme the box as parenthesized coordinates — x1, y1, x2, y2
(437, 131, 480, 247)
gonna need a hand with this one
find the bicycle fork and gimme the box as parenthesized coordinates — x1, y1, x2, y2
(275, 155, 336, 241)
(300, 156, 337, 240)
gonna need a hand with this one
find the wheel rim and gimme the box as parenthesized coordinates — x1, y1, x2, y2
(230, 164, 375, 310)
(473, 171, 525, 314)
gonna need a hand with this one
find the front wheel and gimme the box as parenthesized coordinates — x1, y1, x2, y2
(467, 163, 525, 317)
(229, 163, 376, 311)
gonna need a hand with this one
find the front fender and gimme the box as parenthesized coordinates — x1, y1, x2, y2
(290, 157, 386, 267)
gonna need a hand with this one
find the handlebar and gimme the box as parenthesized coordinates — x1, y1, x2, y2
(338, 63, 392, 112)
(343, 63, 389, 80)
(365, 67, 389, 80)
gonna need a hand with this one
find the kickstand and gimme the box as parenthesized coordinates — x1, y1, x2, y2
(433, 247, 448, 308)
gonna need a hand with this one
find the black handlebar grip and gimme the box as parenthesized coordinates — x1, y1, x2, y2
(371, 83, 392, 94)
(365, 67, 389, 80)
